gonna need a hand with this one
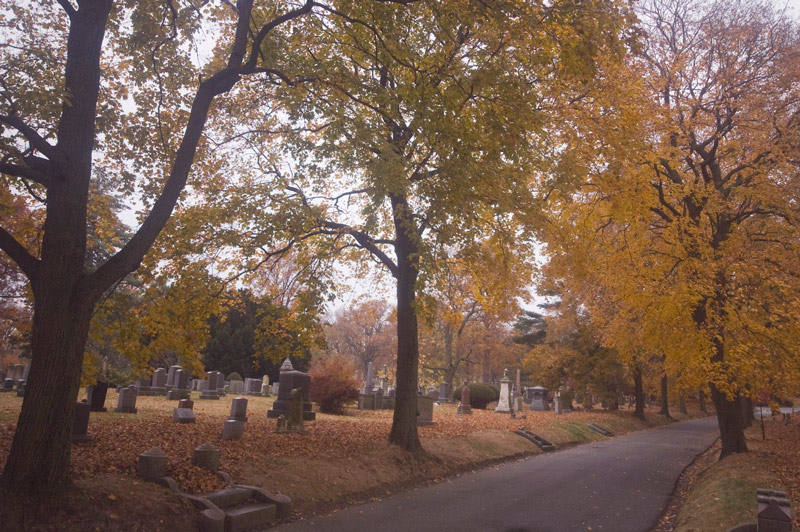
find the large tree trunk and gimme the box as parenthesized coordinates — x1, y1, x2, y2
(699, 389, 707, 413)
(388, 195, 423, 454)
(659, 373, 672, 419)
(2, 292, 93, 492)
(712, 384, 748, 458)
(633, 366, 646, 420)
(1, 1, 111, 494)
(740, 395, 754, 429)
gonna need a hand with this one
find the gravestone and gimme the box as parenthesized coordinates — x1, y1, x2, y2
(553, 392, 563, 415)
(166, 370, 191, 400)
(192, 378, 201, 391)
(286, 388, 306, 434)
(229, 397, 248, 422)
(178, 398, 194, 410)
(417, 395, 435, 425)
(271, 383, 280, 396)
(193, 442, 220, 471)
(166, 365, 182, 389)
(280, 357, 294, 372)
(515, 369, 522, 399)
(200, 371, 221, 400)
(358, 393, 375, 410)
(136, 448, 167, 481)
(362, 361, 375, 393)
(267, 367, 315, 421)
(72, 401, 93, 443)
(87, 381, 109, 412)
(172, 408, 196, 424)
(261, 375, 270, 396)
(494, 369, 512, 413)
(229, 380, 245, 394)
(221, 419, 244, 441)
(244, 378, 261, 395)
(152, 368, 168, 388)
(529, 385, 549, 411)
(459, 382, 472, 415)
(374, 387, 384, 409)
(439, 382, 450, 403)
(115, 387, 138, 413)
(757, 489, 792, 532)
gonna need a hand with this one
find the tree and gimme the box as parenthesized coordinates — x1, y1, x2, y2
(0, 0, 324, 494)
(418, 244, 530, 392)
(538, 0, 800, 457)
(324, 299, 395, 380)
(255, 0, 633, 452)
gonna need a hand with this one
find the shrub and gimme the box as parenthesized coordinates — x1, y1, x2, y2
(308, 355, 360, 414)
(468, 383, 499, 409)
(227, 372, 243, 382)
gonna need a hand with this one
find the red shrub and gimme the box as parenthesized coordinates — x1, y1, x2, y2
(308, 355, 360, 414)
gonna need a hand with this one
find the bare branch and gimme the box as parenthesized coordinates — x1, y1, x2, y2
(0, 226, 39, 281)
(0, 114, 59, 161)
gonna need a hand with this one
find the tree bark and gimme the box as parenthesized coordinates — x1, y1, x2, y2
(741, 395, 754, 428)
(659, 373, 672, 419)
(633, 366, 646, 420)
(699, 389, 707, 413)
(679, 395, 687, 415)
(1, 0, 112, 494)
(387, 195, 423, 454)
(712, 384, 748, 458)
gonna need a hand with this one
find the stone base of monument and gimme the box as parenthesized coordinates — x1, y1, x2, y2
(157, 469, 291, 532)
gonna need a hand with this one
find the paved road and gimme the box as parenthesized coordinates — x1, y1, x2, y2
(271, 417, 719, 532)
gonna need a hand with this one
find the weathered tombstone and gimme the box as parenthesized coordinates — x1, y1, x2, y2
(229, 397, 248, 422)
(358, 393, 375, 410)
(11, 364, 24, 382)
(193, 442, 220, 471)
(172, 408, 196, 424)
(554, 392, 563, 415)
(271, 383, 280, 396)
(280, 357, 294, 372)
(494, 369, 512, 413)
(374, 387, 384, 409)
(166, 365, 182, 389)
(136, 447, 167, 481)
(362, 361, 375, 393)
(178, 398, 194, 410)
(213, 371, 226, 395)
(417, 395, 435, 425)
(72, 401, 93, 443)
(439, 382, 451, 403)
(229, 380, 245, 394)
(200, 371, 220, 400)
(176, 370, 191, 389)
(286, 388, 306, 434)
(152, 368, 168, 388)
(261, 375, 271, 396)
(529, 385, 550, 411)
(87, 381, 108, 412)
(115, 387, 138, 413)
(2, 377, 14, 391)
(192, 378, 201, 391)
(244, 378, 261, 395)
(221, 419, 244, 441)
(267, 366, 315, 421)
(757, 489, 792, 532)
(459, 382, 472, 415)
(515, 369, 522, 399)
(166, 370, 191, 400)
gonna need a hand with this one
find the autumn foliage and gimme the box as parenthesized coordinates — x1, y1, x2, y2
(308, 355, 360, 414)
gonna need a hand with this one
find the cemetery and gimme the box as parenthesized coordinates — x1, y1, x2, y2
(3, 380, 795, 531)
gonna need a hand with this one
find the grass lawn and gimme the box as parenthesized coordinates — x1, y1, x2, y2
(671, 415, 800, 532)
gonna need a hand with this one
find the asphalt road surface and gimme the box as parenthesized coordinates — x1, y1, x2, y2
(271, 417, 719, 532)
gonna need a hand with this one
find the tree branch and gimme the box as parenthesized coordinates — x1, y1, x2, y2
(0, 114, 59, 161)
(0, 226, 39, 281)
(0, 162, 51, 187)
